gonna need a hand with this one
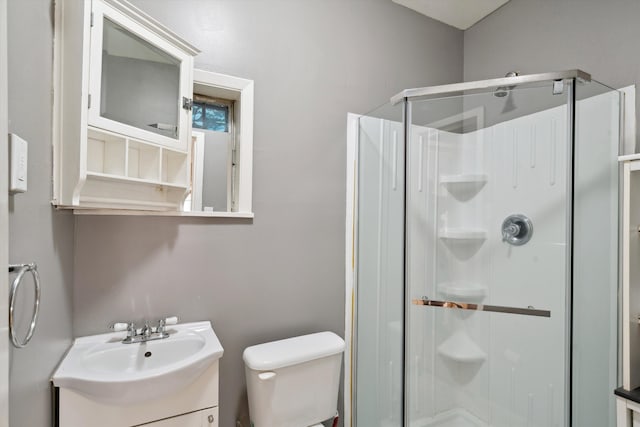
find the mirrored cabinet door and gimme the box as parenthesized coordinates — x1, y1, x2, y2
(88, 0, 193, 150)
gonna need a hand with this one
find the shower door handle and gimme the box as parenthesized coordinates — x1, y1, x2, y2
(412, 297, 550, 318)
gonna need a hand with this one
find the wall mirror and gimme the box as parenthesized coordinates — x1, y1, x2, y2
(100, 18, 181, 140)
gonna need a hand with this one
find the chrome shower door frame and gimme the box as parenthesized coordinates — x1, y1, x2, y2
(399, 73, 581, 427)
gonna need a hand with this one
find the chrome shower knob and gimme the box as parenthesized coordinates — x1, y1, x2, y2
(502, 214, 533, 246)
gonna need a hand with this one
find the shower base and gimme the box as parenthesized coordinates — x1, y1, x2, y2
(416, 408, 487, 427)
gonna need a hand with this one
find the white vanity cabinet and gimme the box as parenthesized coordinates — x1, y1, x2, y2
(144, 407, 218, 427)
(53, 0, 199, 210)
(55, 360, 220, 427)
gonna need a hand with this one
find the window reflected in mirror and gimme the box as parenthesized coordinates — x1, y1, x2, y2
(184, 94, 236, 213)
(192, 98, 230, 133)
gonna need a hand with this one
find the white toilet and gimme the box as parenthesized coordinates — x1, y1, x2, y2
(243, 331, 345, 427)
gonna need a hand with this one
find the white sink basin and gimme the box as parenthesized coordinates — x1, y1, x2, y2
(52, 321, 223, 405)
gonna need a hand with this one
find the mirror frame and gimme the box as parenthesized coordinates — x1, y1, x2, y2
(189, 69, 254, 217)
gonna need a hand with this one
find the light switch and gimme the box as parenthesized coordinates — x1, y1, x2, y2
(9, 133, 28, 193)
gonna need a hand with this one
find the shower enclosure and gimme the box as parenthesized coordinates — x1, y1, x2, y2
(349, 70, 621, 427)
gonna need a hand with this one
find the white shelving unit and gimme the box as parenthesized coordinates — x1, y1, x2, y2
(79, 127, 189, 209)
(432, 131, 489, 420)
(53, 0, 199, 211)
(87, 128, 188, 188)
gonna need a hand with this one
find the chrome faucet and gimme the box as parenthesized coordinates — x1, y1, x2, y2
(111, 317, 178, 344)
(126, 322, 137, 340)
(156, 318, 167, 335)
(141, 321, 152, 339)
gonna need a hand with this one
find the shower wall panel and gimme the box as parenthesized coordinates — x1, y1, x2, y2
(356, 115, 404, 427)
(483, 106, 568, 427)
(407, 103, 569, 427)
(406, 126, 437, 422)
(572, 88, 620, 426)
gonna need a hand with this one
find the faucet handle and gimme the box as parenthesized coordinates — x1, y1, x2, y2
(111, 322, 129, 332)
(141, 321, 153, 338)
(164, 316, 178, 326)
(156, 316, 178, 335)
(111, 322, 137, 338)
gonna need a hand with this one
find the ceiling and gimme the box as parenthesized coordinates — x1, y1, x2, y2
(392, 0, 511, 30)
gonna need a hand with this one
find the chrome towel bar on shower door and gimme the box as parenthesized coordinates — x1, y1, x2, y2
(8, 263, 41, 348)
(412, 297, 550, 318)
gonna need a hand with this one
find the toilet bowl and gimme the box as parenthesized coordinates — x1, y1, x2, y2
(243, 331, 345, 427)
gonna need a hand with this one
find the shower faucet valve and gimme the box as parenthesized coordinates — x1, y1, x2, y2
(501, 214, 533, 246)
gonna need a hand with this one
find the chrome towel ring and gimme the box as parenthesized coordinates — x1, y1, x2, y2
(8, 263, 41, 348)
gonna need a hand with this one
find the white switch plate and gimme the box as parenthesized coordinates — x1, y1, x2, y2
(9, 133, 27, 193)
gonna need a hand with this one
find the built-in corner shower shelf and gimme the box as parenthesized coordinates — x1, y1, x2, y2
(437, 330, 487, 364)
(438, 229, 487, 241)
(440, 174, 488, 196)
(439, 174, 488, 184)
(437, 282, 487, 300)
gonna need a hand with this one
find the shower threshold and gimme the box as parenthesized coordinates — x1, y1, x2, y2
(416, 408, 487, 427)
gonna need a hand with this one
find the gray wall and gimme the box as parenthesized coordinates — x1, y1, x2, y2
(464, 0, 640, 146)
(7, 0, 75, 426)
(72, 1, 463, 426)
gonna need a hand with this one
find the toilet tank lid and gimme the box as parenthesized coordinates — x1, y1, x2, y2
(243, 331, 345, 371)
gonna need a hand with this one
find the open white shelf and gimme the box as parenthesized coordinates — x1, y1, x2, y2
(88, 128, 188, 185)
(437, 330, 487, 364)
(440, 174, 488, 184)
(162, 148, 188, 186)
(437, 282, 486, 300)
(85, 172, 188, 190)
(438, 229, 487, 240)
(127, 139, 160, 181)
(72, 209, 255, 218)
(87, 127, 188, 187)
(440, 174, 488, 199)
(80, 127, 189, 210)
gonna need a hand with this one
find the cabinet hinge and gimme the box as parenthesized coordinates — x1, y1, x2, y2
(88, 94, 91, 109)
(182, 97, 193, 111)
(90, 12, 94, 27)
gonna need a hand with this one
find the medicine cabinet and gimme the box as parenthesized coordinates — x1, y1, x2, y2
(53, 0, 199, 211)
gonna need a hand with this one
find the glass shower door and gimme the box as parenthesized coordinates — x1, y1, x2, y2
(405, 85, 572, 427)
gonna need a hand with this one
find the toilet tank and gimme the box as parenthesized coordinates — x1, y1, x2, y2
(243, 332, 345, 427)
